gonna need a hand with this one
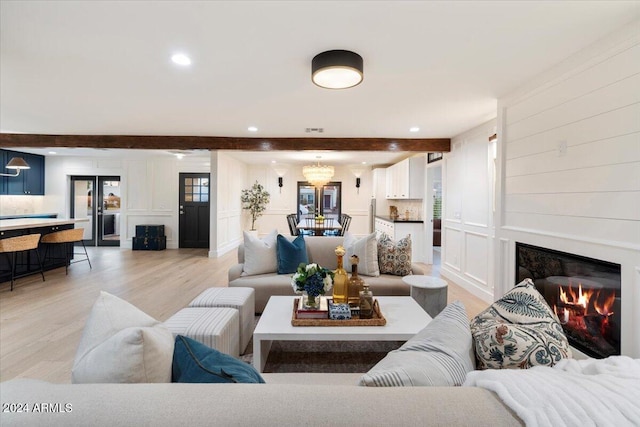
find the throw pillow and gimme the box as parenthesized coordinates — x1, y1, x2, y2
(359, 301, 475, 387)
(276, 234, 308, 274)
(242, 229, 278, 276)
(377, 233, 412, 276)
(343, 232, 380, 276)
(72, 291, 174, 383)
(470, 278, 572, 370)
(172, 335, 265, 383)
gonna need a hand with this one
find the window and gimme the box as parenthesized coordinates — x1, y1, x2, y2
(184, 177, 209, 202)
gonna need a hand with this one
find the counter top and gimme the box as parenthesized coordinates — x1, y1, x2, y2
(0, 213, 58, 220)
(0, 218, 89, 232)
(375, 215, 424, 224)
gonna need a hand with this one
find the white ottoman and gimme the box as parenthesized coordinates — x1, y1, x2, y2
(164, 307, 240, 358)
(188, 287, 255, 354)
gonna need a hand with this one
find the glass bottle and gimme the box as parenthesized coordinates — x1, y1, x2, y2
(348, 255, 365, 306)
(332, 246, 348, 304)
(359, 284, 374, 319)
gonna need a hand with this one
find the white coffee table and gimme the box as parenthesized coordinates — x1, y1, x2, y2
(252, 296, 432, 373)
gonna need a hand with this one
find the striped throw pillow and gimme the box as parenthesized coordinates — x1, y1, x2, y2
(359, 301, 475, 387)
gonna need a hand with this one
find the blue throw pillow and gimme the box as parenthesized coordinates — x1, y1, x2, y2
(276, 234, 308, 274)
(172, 335, 265, 383)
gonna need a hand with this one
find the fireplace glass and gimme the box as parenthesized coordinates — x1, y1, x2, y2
(515, 243, 621, 358)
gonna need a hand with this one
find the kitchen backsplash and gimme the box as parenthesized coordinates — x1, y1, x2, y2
(0, 195, 45, 216)
(388, 200, 423, 220)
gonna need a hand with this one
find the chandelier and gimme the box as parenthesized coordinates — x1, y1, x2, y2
(303, 157, 334, 187)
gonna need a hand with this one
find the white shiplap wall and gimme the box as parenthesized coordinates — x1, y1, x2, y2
(496, 21, 640, 357)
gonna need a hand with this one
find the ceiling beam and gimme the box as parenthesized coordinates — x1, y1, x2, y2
(0, 133, 450, 152)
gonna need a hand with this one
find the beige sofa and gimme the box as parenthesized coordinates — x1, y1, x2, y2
(228, 236, 425, 313)
(0, 374, 523, 426)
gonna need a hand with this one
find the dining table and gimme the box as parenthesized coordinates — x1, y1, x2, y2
(296, 218, 342, 235)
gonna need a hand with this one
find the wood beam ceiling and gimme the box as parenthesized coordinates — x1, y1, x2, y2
(0, 133, 450, 152)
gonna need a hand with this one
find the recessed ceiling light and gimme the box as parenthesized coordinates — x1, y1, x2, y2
(409, 127, 420, 133)
(171, 53, 191, 66)
(48, 151, 56, 155)
(248, 126, 258, 132)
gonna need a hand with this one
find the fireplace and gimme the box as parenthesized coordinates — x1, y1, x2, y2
(515, 243, 621, 358)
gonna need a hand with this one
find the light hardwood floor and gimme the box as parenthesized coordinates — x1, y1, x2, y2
(0, 246, 489, 383)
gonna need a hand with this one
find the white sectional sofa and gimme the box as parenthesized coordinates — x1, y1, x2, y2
(0, 375, 523, 426)
(228, 235, 424, 312)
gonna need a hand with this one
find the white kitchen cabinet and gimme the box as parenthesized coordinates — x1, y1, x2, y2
(374, 217, 426, 263)
(372, 168, 387, 200)
(374, 217, 395, 237)
(385, 156, 425, 199)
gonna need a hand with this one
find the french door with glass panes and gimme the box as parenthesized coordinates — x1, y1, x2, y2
(178, 173, 210, 248)
(296, 181, 341, 222)
(70, 175, 121, 246)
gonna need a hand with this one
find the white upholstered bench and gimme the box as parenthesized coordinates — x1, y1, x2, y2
(188, 287, 255, 354)
(163, 307, 240, 358)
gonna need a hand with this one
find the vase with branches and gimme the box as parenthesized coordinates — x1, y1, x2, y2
(241, 181, 270, 231)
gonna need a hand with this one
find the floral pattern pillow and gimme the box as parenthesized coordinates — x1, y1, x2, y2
(377, 233, 412, 276)
(470, 278, 572, 369)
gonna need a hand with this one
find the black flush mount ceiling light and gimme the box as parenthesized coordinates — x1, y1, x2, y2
(312, 50, 363, 89)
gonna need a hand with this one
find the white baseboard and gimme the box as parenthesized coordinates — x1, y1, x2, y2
(210, 238, 242, 258)
(440, 265, 494, 304)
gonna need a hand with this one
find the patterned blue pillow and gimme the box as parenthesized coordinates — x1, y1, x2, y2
(172, 335, 265, 383)
(470, 278, 572, 369)
(276, 234, 308, 274)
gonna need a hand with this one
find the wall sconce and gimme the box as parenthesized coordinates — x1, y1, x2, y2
(350, 166, 365, 194)
(272, 163, 289, 193)
(488, 133, 498, 160)
(0, 157, 30, 177)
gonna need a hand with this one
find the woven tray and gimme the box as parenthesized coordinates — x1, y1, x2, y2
(291, 298, 386, 326)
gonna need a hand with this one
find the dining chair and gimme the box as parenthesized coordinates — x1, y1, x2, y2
(286, 214, 299, 236)
(339, 214, 352, 236)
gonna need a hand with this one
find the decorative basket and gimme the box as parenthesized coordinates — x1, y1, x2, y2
(291, 298, 386, 327)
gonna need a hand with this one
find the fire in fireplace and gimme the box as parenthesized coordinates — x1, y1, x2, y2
(516, 243, 621, 358)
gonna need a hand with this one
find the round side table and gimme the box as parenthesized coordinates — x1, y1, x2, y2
(402, 275, 448, 318)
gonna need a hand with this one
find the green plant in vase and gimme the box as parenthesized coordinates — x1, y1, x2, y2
(241, 180, 270, 231)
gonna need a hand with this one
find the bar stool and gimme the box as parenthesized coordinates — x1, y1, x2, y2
(0, 234, 45, 291)
(40, 228, 91, 275)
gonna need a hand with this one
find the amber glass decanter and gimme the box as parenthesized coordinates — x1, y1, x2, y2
(348, 255, 365, 306)
(359, 284, 374, 319)
(332, 246, 348, 304)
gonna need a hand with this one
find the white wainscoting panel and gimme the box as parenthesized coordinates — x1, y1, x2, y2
(126, 160, 149, 211)
(151, 159, 176, 212)
(443, 226, 461, 272)
(464, 231, 489, 287)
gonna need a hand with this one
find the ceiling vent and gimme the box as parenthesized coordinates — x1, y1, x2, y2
(305, 128, 324, 134)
